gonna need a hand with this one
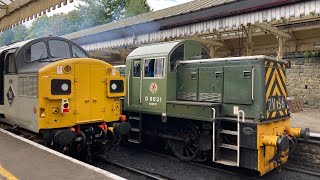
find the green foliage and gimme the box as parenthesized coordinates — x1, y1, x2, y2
(13, 25, 28, 42)
(303, 51, 320, 57)
(0, 0, 152, 47)
(0, 29, 14, 46)
(124, 0, 151, 18)
(77, 0, 126, 29)
(77, 0, 151, 28)
(0, 25, 28, 46)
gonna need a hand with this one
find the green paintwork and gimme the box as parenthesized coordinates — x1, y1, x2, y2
(223, 65, 253, 105)
(198, 67, 223, 102)
(124, 40, 208, 115)
(166, 102, 221, 121)
(124, 39, 287, 122)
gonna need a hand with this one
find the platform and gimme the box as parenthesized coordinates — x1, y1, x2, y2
(0, 128, 124, 180)
(291, 109, 320, 133)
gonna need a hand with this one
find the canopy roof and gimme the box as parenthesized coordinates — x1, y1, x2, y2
(0, 0, 74, 31)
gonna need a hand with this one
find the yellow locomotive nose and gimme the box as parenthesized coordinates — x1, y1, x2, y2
(38, 58, 125, 129)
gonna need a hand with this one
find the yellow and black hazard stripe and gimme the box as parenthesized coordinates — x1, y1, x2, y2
(265, 61, 288, 119)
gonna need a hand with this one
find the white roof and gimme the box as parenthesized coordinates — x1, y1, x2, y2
(127, 41, 182, 59)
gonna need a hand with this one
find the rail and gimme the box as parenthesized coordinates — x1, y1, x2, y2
(98, 155, 168, 180)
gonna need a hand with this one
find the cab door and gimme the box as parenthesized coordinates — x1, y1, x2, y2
(141, 57, 166, 113)
(128, 60, 142, 107)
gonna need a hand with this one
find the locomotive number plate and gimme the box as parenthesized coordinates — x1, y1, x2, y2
(267, 96, 286, 112)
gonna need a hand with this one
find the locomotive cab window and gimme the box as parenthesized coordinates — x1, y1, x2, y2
(5, 53, 17, 74)
(170, 44, 184, 72)
(24, 41, 48, 62)
(49, 40, 71, 58)
(133, 60, 141, 77)
(201, 48, 209, 59)
(144, 58, 164, 78)
(72, 45, 87, 58)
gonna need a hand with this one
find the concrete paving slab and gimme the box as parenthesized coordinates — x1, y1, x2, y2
(291, 109, 320, 133)
(0, 128, 124, 180)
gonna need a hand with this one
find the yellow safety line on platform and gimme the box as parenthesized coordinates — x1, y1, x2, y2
(0, 166, 18, 180)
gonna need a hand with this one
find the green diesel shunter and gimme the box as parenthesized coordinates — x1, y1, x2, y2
(122, 40, 309, 175)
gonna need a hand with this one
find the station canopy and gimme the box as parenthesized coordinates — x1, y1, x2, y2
(0, 0, 74, 31)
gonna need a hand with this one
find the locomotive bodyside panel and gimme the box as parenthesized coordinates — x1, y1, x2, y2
(4, 74, 39, 132)
(198, 67, 223, 102)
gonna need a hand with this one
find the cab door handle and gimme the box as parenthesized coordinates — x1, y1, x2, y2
(85, 99, 90, 102)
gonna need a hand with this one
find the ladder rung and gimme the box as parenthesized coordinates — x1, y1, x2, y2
(130, 128, 140, 132)
(129, 116, 141, 121)
(220, 143, 238, 150)
(128, 139, 141, 144)
(220, 130, 238, 136)
(214, 159, 237, 166)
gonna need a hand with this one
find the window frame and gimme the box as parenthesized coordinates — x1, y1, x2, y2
(23, 41, 49, 63)
(200, 47, 209, 58)
(48, 40, 72, 59)
(143, 57, 166, 79)
(132, 60, 142, 79)
(169, 44, 185, 73)
(71, 45, 87, 58)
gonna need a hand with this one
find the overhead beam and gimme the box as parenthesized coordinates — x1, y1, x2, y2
(0, 5, 7, 9)
(184, 36, 224, 47)
(0, 0, 74, 31)
(254, 23, 292, 39)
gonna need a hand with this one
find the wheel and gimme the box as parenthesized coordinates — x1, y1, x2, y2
(169, 124, 200, 161)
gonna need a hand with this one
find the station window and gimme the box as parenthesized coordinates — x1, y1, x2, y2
(72, 45, 87, 58)
(144, 58, 164, 78)
(170, 44, 184, 72)
(133, 61, 141, 77)
(24, 41, 48, 62)
(49, 40, 71, 58)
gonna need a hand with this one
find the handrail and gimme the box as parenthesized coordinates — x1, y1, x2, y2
(212, 108, 216, 120)
(127, 70, 131, 106)
(139, 69, 143, 104)
(252, 68, 255, 101)
(212, 108, 216, 162)
(237, 110, 245, 123)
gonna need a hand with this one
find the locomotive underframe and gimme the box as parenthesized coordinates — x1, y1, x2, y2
(129, 112, 298, 175)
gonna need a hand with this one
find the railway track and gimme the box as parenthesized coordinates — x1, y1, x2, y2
(137, 147, 243, 176)
(136, 146, 320, 178)
(98, 155, 171, 180)
(2, 121, 320, 179)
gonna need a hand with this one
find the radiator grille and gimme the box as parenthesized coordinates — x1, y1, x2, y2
(177, 92, 197, 101)
(18, 75, 38, 97)
(199, 93, 222, 102)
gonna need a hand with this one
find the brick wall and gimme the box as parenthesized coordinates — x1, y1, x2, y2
(286, 57, 320, 109)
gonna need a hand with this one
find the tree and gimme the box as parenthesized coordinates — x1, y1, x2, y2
(27, 14, 71, 38)
(77, 0, 126, 29)
(124, 0, 151, 18)
(0, 29, 14, 46)
(77, 0, 151, 29)
(13, 25, 28, 42)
